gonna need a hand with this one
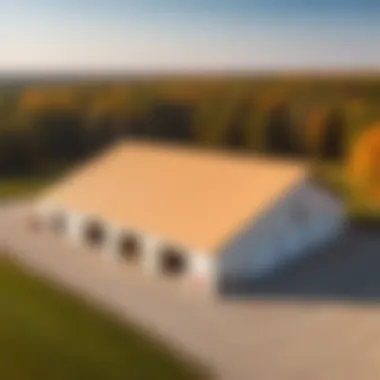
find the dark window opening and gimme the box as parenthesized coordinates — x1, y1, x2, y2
(84, 220, 106, 247)
(50, 212, 66, 235)
(160, 247, 187, 277)
(118, 234, 141, 262)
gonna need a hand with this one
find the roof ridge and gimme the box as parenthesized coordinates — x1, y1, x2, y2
(116, 138, 308, 171)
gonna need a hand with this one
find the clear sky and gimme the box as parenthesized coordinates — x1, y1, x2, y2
(1, 0, 379, 72)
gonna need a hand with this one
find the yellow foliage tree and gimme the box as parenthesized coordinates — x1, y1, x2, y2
(160, 83, 199, 104)
(87, 97, 111, 118)
(107, 87, 133, 111)
(49, 87, 78, 110)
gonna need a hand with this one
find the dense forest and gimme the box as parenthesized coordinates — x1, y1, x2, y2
(0, 75, 380, 178)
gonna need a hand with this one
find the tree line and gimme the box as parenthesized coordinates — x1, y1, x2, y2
(0, 75, 380, 176)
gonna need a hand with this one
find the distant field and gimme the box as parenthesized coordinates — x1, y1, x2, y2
(0, 259, 209, 380)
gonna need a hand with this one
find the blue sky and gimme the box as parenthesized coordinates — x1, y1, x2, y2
(1, 0, 379, 72)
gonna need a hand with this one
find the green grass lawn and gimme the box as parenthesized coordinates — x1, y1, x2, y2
(0, 177, 50, 199)
(0, 259, 209, 380)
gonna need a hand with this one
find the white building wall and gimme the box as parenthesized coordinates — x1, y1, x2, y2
(35, 201, 57, 220)
(217, 179, 346, 286)
(35, 201, 216, 294)
(189, 253, 216, 295)
(35, 180, 345, 296)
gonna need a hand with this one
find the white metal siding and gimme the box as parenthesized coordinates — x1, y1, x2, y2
(217, 180, 345, 284)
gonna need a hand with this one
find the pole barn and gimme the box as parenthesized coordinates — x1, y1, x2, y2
(32, 140, 346, 296)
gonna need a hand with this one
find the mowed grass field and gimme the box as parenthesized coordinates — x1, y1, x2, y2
(0, 259, 209, 380)
(0, 177, 50, 199)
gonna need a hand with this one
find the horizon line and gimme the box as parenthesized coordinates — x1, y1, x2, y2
(1, 67, 380, 79)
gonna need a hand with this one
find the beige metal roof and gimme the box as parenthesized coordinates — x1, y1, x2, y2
(39, 140, 308, 254)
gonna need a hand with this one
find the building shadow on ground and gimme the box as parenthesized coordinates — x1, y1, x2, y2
(222, 225, 380, 304)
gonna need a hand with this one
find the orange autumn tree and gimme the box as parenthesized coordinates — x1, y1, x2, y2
(20, 86, 80, 113)
(347, 123, 380, 197)
(19, 88, 50, 111)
